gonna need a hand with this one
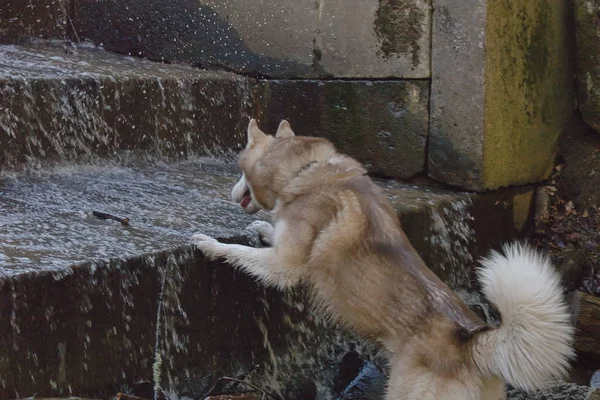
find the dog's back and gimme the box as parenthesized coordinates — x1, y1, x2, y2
(273, 151, 485, 347)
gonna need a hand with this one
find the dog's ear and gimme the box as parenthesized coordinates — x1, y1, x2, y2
(275, 120, 295, 139)
(247, 119, 267, 148)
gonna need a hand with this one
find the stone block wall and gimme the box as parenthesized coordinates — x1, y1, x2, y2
(0, 0, 576, 191)
(430, 0, 573, 190)
(575, 0, 600, 133)
(252, 80, 429, 179)
(199, 0, 431, 78)
(0, 0, 68, 42)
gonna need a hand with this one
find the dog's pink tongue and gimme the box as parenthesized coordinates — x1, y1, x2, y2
(240, 193, 251, 208)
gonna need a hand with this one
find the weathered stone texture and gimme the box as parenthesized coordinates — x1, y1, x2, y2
(483, 0, 573, 189)
(0, 42, 252, 169)
(199, 0, 318, 66)
(318, 0, 431, 78)
(430, 0, 573, 191)
(73, 0, 315, 78)
(0, 257, 160, 398)
(252, 80, 429, 179)
(0, 0, 68, 41)
(385, 182, 535, 288)
(0, 158, 538, 397)
(575, 0, 600, 132)
(0, 242, 372, 399)
(74, 0, 431, 78)
(429, 0, 486, 187)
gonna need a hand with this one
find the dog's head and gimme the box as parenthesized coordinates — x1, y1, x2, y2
(231, 119, 295, 214)
(231, 118, 335, 213)
(231, 173, 260, 214)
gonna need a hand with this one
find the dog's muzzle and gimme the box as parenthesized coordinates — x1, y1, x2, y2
(231, 174, 260, 214)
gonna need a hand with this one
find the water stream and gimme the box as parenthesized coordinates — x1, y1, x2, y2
(0, 158, 267, 276)
(0, 41, 252, 170)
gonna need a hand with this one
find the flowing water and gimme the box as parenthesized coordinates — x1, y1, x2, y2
(0, 157, 267, 276)
(0, 41, 251, 170)
(427, 198, 476, 289)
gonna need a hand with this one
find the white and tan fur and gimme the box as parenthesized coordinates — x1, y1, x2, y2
(192, 119, 575, 400)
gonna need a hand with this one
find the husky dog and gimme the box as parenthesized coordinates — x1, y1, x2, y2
(192, 119, 574, 400)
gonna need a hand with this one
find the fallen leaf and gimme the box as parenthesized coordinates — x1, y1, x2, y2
(565, 201, 576, 216)
(565, 232, 580, 242)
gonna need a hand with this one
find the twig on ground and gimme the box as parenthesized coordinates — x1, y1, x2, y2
(199, 377, 279, 400)
(227, 365, 261, 392)
(92, 210, 130, 226)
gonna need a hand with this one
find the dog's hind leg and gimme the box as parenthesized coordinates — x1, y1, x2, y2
(386, 371, 480, 400)
(386, 353, 481, 400)
(191, 233, 303, 289)
(480, 377, 505, 400)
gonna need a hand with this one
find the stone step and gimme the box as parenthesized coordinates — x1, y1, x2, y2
(1, 0, 574, 191)
(0, 39, 538, 400)
(72, 0, 431, 79)
(0, 157, 532, 283)
(251, 79, 429, 179)
(0, 156, 534, 398)
(0, 158, 264, 276)
(0, 41, 429, 180)
(0, 40, 252, 169)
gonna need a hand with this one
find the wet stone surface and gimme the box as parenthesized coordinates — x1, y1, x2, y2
(0, 157, 267, 275)
(0, 155, 535, 288)
(0, 242, 379, 399)
(73, 0, 430, 79)
(198, 0, 431, 78)
(0, 156, 541, 398)
(0, 41, 252, 169)
(0, 157, 477, 278)
(0, 0, 67, 42)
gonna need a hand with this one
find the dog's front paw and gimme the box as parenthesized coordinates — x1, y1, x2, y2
(247, 220, 274, 235)
(246, 220, 274, 245)
(191, 233, 217, 243)
(191, 233, 220, 260)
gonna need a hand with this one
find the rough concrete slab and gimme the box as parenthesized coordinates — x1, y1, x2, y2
(0, 158, 368, 397)
(429, 0, 486, 187)
(319, 0, 431, 78)
(0, 159, 266, 275)
(0, 160, 456, 277)
(430, 0, 573, 190)
(0, 0, 68, 42)
(0, 255, 160, 398)
(575, 0, 600, 133)
(155, 247, 373, 400)
(0, 243, 375, 399)
(384, 181, 536, 288)
(74, 0, 430, 78)
(199, 0, 318, 66)
(0, 41, 252, 169)
(252, 80, 429, 179)
(73, 0, 319, 78)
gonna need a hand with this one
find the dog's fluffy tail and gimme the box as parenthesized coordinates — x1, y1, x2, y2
(472, 242, 575, 392)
